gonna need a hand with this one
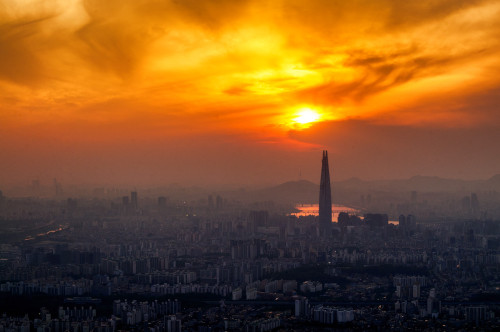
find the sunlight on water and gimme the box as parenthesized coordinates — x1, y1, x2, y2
(291, 204, 358, 222)
(291, 204, 399, 224)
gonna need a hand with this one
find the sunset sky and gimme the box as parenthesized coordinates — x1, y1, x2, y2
(1, 0, 500, 187)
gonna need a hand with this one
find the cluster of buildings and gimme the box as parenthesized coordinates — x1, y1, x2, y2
(0, 151, 499, 330)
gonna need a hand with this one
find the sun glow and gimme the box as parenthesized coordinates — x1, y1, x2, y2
(291, 107, 322, 128)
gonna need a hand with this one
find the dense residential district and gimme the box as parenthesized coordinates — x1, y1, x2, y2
(0, 175, 499, 331)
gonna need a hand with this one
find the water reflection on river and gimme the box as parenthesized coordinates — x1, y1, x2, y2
(291, 204, 399, 225)
(24, 225, 68, 241)
(291, 204, 358, 222)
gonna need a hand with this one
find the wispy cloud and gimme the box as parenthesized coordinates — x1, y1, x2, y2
(1, 0, 500, 184)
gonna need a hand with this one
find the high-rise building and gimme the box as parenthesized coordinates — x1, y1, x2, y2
(249, 210, 269, 234)
(158, 196, 167, 214)
(364, 213, 389, 227)
(53, 178, 63, 197)
(165, 315, 181, 332)
(319, 150, 332, 235)
(208, 194, 214, 209)
(399, 214, 406, 227)
(471, 193, 479, 215)
(131, 191, 138, 210)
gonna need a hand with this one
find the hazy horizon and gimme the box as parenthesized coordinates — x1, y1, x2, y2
(2, 170, 499, 198)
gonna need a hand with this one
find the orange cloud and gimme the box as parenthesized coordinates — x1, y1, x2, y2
(1, 0, 500, 185)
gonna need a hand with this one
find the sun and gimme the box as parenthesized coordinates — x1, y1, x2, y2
(291, 107, 322, 128)
(294, 108, 320, 124)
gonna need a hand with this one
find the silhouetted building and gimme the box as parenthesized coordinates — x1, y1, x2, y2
(131, 191, 138, 210)
(54, 178, 63, 197)
(249, 210, 269, 233)
(338, 212, 362, 227)
(399, 214, 406, 227)
(466, 306, 487, 325)
(165, 315, 181, 332)
(407, 214, 416, 229)
(471, 193, 479, 215)
(216, 195, 223, 209)
(122, 196, 130, 214)
(399, 214, 416, 233)
(364, 213, 388, 227)
(319, 150, 332, 235)
(158, 196, 167, 213)
(338, 212, 350, 226)
(462, 195, 471, 213)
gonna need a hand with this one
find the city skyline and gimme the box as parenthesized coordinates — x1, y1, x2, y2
(1, 0, 500, 187)
(0, 143, 498, 330)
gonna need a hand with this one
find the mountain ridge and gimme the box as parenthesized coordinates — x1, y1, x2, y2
(249, 174, 500, 203)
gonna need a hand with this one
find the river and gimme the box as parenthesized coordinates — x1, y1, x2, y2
(291, 204, 399, 225)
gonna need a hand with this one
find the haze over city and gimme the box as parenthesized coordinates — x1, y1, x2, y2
(1, 0, 500, 187)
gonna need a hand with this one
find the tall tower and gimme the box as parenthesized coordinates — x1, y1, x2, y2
(319, 150, 332, 234)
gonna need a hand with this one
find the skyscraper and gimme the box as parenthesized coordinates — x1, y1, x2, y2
(319, 150, 332, 235)
(131, 191, 138, 210)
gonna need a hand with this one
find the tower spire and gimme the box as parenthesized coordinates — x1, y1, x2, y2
(319, 150, 332, 235)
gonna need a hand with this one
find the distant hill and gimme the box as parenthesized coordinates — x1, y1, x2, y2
(252, 180, 319, 203)
(332, 175, 500, 193)
(489, 174, 500, 185)
(250, 174, 500, 204)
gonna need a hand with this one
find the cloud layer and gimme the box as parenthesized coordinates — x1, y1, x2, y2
(1, 0, 499, 185)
